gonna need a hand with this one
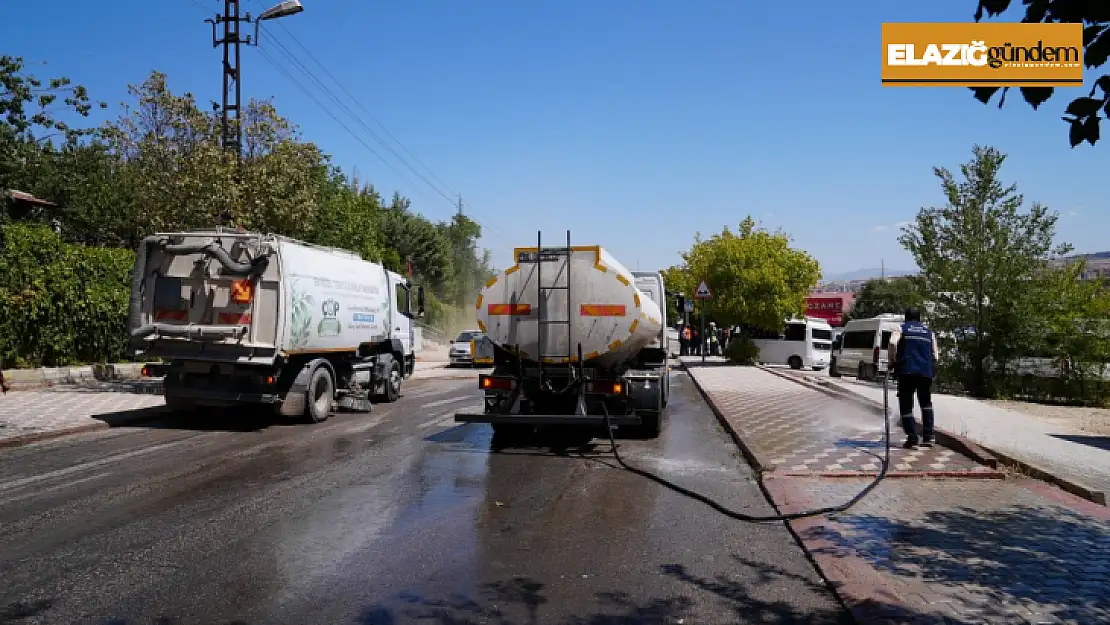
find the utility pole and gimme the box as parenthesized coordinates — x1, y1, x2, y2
(206, 1, 250, 158)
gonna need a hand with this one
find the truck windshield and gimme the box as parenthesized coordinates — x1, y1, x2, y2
(455, 332, 481, 342)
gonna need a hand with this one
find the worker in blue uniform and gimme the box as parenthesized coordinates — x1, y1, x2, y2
(887, 307, 939, 449)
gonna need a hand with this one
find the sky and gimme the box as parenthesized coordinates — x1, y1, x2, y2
(6, 0, 1106, 277)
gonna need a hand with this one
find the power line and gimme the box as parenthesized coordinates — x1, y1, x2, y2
(187, 0, 505, 241)
(246, 0, 457, 207)
(255, 3, 454, 195)
(242, 0, 504, 232)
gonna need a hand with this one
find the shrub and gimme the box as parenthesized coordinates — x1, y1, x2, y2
(0, 223, 134, 367)
(724, 334, 760, 365)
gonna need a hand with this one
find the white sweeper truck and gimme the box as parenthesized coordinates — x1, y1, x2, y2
(129, 228, 425, 422)
(454, 231, 671, 437)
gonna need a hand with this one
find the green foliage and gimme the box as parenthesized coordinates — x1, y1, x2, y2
(848, 276, 925, 321)
(0, 65, 494, 366)
(666, 216, 821, 332)
(724, 334, 760, 365)
(970, 1, 1110, 148)
(899, 144, 1099, 401)
(0, 223, 133, 367)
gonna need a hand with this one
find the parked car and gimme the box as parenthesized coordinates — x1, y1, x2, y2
(449, 330, 485, 366)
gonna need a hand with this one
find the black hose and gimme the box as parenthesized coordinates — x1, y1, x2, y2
(163, 239, 268, 276)
(129, 236, 165, 334)
(600, 373, 892, 522)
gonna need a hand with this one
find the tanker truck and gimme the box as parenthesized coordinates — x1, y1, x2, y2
(454, 231, 671, 438)
(129, 229, 425, 422)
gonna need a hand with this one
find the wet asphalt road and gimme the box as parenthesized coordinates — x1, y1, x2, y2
(0, 371, 851, 625)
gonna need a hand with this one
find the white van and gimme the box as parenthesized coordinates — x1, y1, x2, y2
(830, 314, 904, 380)
(753, 317, 834, 370)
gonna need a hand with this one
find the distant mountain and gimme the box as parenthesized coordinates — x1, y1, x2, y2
(821, 268, 917, 282)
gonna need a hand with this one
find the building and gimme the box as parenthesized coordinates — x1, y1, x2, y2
(805, 292, 855, 327)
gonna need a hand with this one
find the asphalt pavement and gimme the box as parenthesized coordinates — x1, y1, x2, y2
(0, 371, 851, 625)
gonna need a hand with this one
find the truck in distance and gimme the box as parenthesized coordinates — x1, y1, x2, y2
(130, 229, 425, 422)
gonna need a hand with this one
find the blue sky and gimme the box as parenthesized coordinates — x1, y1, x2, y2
(6, 0, 1106, 277)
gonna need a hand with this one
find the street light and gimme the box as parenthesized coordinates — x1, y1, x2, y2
(253, 0, 304, 45)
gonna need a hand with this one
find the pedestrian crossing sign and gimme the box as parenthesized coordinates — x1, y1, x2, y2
(695, 280, 711, 300)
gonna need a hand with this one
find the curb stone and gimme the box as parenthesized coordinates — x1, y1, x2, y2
(766, 367, 1108, 507)
(677, 361, 870, 622)
(679, 362, 770, 473)
(2, 363, 150, 391)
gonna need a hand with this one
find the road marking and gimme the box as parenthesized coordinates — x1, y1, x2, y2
(0, 440, 187, 494)
(420, 404, 482, 429)
(0, 470, 114, 504)
(419, 395, 476, 410)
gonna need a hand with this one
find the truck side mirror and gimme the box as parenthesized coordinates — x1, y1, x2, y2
(417, 285, 426, 317)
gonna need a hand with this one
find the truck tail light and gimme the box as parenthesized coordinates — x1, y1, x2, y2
(480, 375, 516, 391)
(587, 380, 624, 395)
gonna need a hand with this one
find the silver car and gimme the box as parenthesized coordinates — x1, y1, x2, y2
(449, 330, 485, 366)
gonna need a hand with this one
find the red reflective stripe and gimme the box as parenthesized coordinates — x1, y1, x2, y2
(217, 312, 252, 325)
(487, 304, 531, 315)
(154, 309, 187, 321)
(580, 304, 626, 316)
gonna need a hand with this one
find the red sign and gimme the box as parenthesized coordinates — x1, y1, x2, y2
(806, 296, 847, 326)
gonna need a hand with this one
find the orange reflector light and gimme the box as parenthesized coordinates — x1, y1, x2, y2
(480, 375, 515, 391)
(231, 279, 254, 304)
(141, 366, 150, 377)
(487, 303, 531, 315)
(580, 304, 626, 317)
(587, 380, 624, 395)
(265, 376, 275, 385)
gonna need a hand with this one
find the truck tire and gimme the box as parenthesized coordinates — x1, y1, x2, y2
(304, 365, 334, 423)
(381, 358, 402, 403)
(636, 411, 662, 439)
(165, 394, 195, 413)
(788, 355, 803, 370)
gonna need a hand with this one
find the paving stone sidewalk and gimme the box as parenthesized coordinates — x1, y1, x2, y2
(0, 386, 168, 446)
(687, 366, 996, 476)
(686, 364, 1110, 623)
(824, 377, 1110, 499)
(766, 476, 1110, 624)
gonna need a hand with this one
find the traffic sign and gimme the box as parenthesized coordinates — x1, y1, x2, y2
(695, 280, 711, 300)
(684, 300, 694, 313)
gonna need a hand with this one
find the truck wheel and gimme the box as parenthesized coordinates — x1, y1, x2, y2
(636, 411, 662, 439)
(857, 363, 868, 381)
(304, 366, 334, 423)
(383, 359, 403, 403)
(165, 394, 195, 412)
(788, 356, 803, 370)
(829, 358, 841, 377)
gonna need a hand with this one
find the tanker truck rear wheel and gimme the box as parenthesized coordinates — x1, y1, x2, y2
(164, 394, 195, 413)
(304, 366, 334, 423)
(635, 411, 662, 439)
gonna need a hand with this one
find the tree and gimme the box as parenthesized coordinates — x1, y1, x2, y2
(899, 145, 1070, 397)
(668, 217, 822, 332)
(847, 276, 925, 321)
(970, 0, 1110, 147)
(1033, 259, 1110, 399)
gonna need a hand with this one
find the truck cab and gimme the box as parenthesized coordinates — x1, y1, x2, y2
(631, 271, 670, 408)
